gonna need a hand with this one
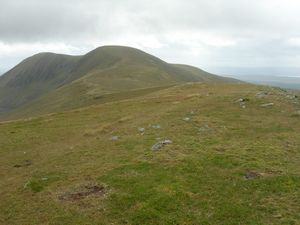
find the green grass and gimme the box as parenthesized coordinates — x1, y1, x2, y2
(0, 83, 299, 224)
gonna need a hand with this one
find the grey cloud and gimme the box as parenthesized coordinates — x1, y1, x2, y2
(1, 0, 299, 42)
(0, 0, 300, 76)
(0, 0, 100, 43)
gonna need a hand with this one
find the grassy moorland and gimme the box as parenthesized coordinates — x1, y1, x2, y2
(0, 83, 299, 225)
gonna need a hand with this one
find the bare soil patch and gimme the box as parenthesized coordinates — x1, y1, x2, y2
(14, 160, 32, 168)
(59, 184, 107, 201)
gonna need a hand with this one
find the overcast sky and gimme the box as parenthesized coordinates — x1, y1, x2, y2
(1, 0, 300, 77)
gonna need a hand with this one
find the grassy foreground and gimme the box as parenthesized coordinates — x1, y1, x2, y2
(0, 83, 299, 225)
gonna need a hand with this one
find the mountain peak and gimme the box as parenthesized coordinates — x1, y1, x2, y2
(0, 46, 234, 116)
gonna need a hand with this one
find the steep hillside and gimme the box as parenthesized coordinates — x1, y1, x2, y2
(0, 83, 299, 224)
(0, 53, 80, 113)
(0, 46, 235, 117)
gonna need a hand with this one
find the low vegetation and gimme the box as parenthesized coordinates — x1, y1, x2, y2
(0, 83, 299, 224)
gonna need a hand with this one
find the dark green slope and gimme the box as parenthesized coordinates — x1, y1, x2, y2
(0, 46, 236, 118)
(0, 53, 80, 113)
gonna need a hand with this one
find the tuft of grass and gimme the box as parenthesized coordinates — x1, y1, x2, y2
(25, 172, 64, 193)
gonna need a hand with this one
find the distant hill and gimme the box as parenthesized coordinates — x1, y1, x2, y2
(231, 75, 300, 90)
(0, 46, 236, 118)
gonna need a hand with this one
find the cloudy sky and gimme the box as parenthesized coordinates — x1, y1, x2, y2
(1, 0, 300, 77)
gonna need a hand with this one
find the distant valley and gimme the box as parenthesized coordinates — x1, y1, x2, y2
(237, 75, 300, 90)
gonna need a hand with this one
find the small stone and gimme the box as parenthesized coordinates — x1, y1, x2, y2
(199, 124, 210, 132)
(161, 140, 172, 144)
(110, 136, 119, 141)
(151, 124, 161, 129)
(236, 98, 249, 102)
(256, 91, 268, 98)
(138, 128, 145, 133)
(151, 142, 163, 150)
(151, 139, 172, 150)
(183, 117, 190, 121)
(41, 177, 48, 181)
(286, 95, 298, 100)
(261, 103, 274, 107)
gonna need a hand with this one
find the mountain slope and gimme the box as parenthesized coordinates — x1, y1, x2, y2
(0, 46, 235, 117)
(0, 53, 80, 113)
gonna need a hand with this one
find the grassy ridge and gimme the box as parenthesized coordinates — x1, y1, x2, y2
(0, 83, 299, 224)
(3, 85, 175, 120)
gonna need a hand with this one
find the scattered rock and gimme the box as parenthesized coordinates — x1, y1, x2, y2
(59, 184, 106, 201)
(286, 95, 298, 100)
(162, 140, 172, 144)
(261, 103, 274, 107)
(110, 136, 119, 141)
(183, 117, 190, 121)
(14, 160, 32, 168)
(151, 139, 172, 151)
(151, 124, 161, 129)
(256, 91, 268, 98)
(236, 98, 249, 109)
(198, 124, 210, 132)
(236, 98, 250, 102)
(239, 102, 246, 109)
(138, 127, 145, 133)
(151, 143, 162, 151)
